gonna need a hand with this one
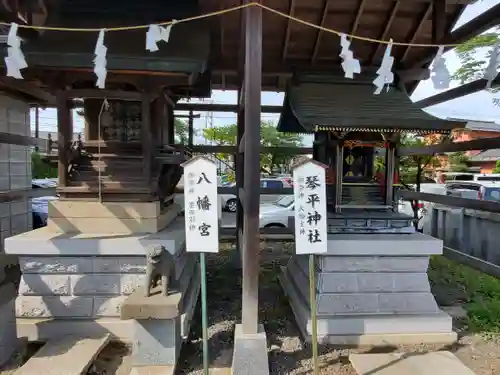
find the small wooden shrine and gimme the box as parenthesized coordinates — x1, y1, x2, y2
(14, 1, 212, 204)
(278, 72, 465, 232)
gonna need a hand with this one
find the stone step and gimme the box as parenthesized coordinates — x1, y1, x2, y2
(14, 334, 110, 375)
(349, 352, 475, 375)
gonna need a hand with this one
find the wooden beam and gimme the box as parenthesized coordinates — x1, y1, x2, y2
(0, 132, 47, 147)
(432, 0, 447, 44)
(399, 190, 500, 213)
(398, 135, 500, 156)
(351, 0, 367, 36)
(282, 0, 297, 62)
(63, 89, 142, 101)
(191, 145, 312, 154)
(176, 186, 293, 195)
(0, 77, 55, 105)
(370, 1, 400, 65)
(400, 3, 432, 62)
(407, 2, 500, 69)
(175, 103, 282, 113)
(0, 187, 57, 203)
(414, 72, 500, 108)
(242, 0, 262, 335)
(311, 0, 331, 63)
(163, 90, 175, 108)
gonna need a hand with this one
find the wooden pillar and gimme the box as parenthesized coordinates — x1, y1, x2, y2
(34, 106, 39, 151)
(335, 141, 343, 212)
(166, 102, 175, 145)
(56, 92, 72, 187)
(241, 0, 262, 335)
(235, 91, 245, 268)
(385, 143, 395, 206)
(142, 94, 153, 187)
(152, 97, 163, 147)
(188, 110, 194, 148)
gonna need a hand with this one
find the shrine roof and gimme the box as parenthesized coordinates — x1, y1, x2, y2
(0, 0, 494, 98)
(277, 71, 466, 134)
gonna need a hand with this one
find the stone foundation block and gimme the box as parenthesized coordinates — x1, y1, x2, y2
(48, 201, 162, 219)
(132, 318, 182, 366)
(16, 296, 94, 318)
(47, 203, 181, 234)
(0, 300, 17, 367)
(281, 233, 455, 345)
(20, 257, 93, 274)
(19, 275, 71, 296)
(71, 275, 121, 296)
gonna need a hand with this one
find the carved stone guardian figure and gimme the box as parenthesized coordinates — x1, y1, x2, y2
(144, 244, 175, 297)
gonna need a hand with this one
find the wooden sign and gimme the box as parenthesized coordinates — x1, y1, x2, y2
(181, 156, 219, 253)
(292, 159, 328, 255)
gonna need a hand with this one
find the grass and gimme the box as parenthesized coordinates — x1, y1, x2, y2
(428, 255, 500, 335)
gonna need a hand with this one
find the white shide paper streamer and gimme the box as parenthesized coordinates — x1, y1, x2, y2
(5, 23, 27, 79)
(430, 46, 451, 90)
(485, 41, 500, 89)
(93, 29, 107, 89)
(373, 39, 394, 95)
(339, 33, 361, 79)
(146, 22, 175, 52)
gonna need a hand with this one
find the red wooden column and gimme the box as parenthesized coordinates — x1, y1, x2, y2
(241, 0, 262, 335)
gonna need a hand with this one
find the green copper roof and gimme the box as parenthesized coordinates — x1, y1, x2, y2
(278, 72, 465, 134)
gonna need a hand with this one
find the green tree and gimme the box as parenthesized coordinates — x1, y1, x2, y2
(31, 151, 57, 179)
(398, 134, 443, 184)
(448, 151, 470, 172)
(453, 28, 500, 104)
(493, 160, 500, 173)
(174, 119, 197, 144)
(202, 121, 303, 173)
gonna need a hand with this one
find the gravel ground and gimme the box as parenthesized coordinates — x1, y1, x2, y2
(2, 242, 500, 375)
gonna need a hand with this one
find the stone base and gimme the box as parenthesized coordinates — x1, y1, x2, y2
(232, 324, 269, 375)
(128, 267, 200, 368)
(280, 233, 456, 346)
(47, 201, 181, 234)
(280, 269, 456, 346)
(0, 300, 17, 366)
(16, 267, 199, 344)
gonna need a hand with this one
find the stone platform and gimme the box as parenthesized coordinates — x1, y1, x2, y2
(280, 232, 456, 346)
(4, 217, 198, 343)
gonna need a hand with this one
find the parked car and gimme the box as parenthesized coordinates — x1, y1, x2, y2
(445, 181, 500, 201)
(31, 179, 58, 229)
(221, 177, 293, 212)
(32, 196, 58, 229)
(438, 172, 500, 183)
(259, 195, 295, 228)
(398, 183, 446, 230)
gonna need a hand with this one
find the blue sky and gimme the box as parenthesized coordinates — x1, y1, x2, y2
(33, 0, 499, 141)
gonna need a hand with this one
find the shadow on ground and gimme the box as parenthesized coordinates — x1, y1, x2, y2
(176, 244, 497, 375)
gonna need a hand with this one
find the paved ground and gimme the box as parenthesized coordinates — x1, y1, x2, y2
(2, 242, 500, 375)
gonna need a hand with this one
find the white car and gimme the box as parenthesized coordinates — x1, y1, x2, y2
(221, 178, 293, 212)
(259, 195, 295, 228)
(399, 183, 446, 230)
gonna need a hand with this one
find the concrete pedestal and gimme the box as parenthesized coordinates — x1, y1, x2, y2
(120, 270, 200, 372)
(4, 215, 195, 342)
(0, 254, 21, 366)
(280, 233, 456, 346)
